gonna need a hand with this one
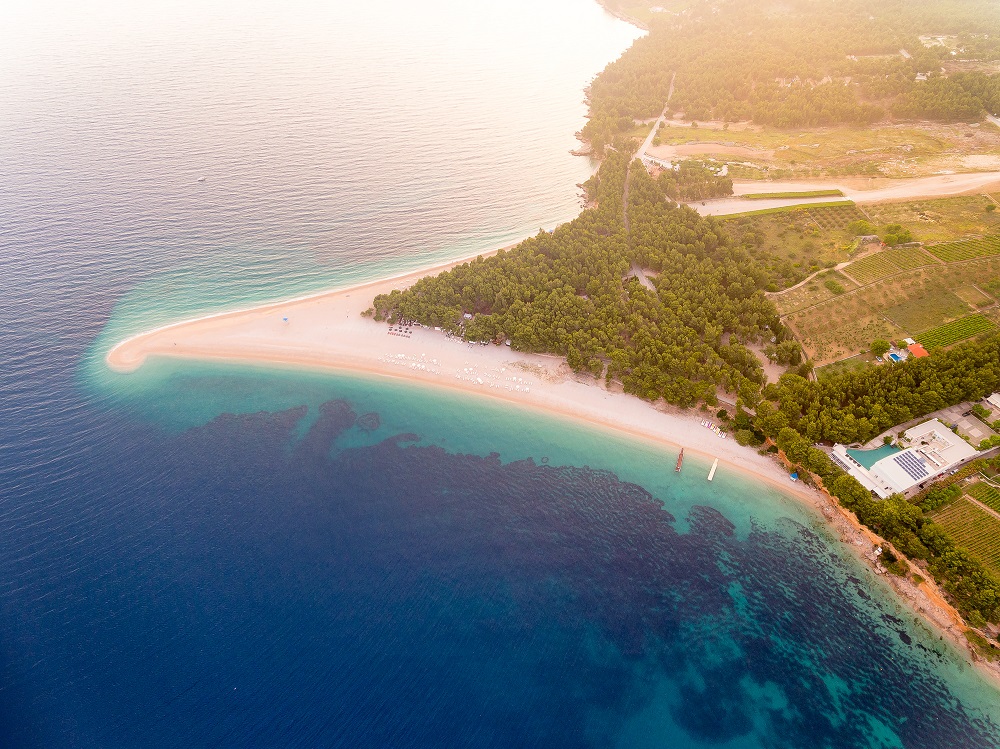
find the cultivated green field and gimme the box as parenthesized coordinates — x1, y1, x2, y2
(744, 189, 844, 200)
(931, 498, 1000, 577)
(725, 200, 858, 218)
(806, 204, 869, 230)
(886, 290, 970, 332)
(815, 353, 874, 381)
(842, 246, 937, 285)
(969, 482, 1000, 514)
(883, 246, 938, 270)
(844, 254, 903, 285)
(955, 284, 996, 308)
(781, 256, 1000, 364)
(927, 235, 1000, 262)
(916, 314, 998, 348)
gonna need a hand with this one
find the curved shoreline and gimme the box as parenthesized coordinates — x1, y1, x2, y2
(106, 260, 803, 494)
(103, 8, 1000, 688)
(106, 194, 1000, 690)
(106, 240, 520, 371)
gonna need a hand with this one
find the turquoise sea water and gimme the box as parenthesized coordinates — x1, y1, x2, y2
(4, 1, 1000, 746)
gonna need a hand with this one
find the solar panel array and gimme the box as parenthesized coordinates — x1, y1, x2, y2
(894, 452, 929, 481)
(831, 453, 853, 472)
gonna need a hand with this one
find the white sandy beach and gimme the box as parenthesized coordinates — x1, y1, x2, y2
(106, 244, 1000, 683)
(107, 255, 813, 500)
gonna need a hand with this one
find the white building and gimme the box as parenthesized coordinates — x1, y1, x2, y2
(987, 392, 1000, 410)
(832, 419, 979, 498)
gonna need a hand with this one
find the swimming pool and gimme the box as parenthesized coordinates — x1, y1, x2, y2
(847, 444, 901, 469)
(888, 353, 903, 362)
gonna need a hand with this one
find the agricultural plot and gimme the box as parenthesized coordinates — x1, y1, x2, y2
(785, 305, 905, 364)
(927, 235, 1000, 262)
(724, 211, 859, 285)
(726, 200, 857, 219)
(862, 196, 1000, 243)
(782, 258, 1000, 365)
(815, 354, 873, 381)
(968, 482, 1000, 515)
(842, 246, 937, 285)
(844, 254, 903, 285)
(954, 284, 996, 309)
(916, 314, 997, 349)
(744, 189, 843, 200)
(885, 290, 970, 332)
(771, 272, 859, 315)
(804, 204, 868, 231)
(883, 246, 937, 270)
(932, 498, 1000, 576)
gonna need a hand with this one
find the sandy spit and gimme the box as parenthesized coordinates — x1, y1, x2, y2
(107, 245, 1000, 688)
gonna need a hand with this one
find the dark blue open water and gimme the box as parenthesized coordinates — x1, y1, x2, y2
(3, 1, 1000, 747)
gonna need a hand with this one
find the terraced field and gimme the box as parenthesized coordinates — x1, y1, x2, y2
(931, 498, 1000, 576)
(927, 235, 1000, 262)
(916, 314, 998, 349)
(968, 482, 1000, 514)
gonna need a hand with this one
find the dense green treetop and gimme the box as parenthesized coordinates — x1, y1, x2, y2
(754, 334, 1000, 445)
(373, 152, 786, 407)
(369, 3, 1000, 623)
(584, 0, 1000, 152)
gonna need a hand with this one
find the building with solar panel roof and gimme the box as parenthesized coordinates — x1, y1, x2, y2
(831, 419, 980, 498)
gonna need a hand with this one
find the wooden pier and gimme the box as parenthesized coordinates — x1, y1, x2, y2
(708, 458, 719, 481)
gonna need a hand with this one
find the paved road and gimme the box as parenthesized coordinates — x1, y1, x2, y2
(695, 171, 1000, 216)
(626, 72, 676, 233)
(635, 72, 675, 162)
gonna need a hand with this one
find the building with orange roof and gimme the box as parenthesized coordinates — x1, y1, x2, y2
(907, 342, 929, 358)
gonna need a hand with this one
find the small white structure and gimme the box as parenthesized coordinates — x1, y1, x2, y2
(988, 392, 1000, 410)
(832, 419, 979, 498)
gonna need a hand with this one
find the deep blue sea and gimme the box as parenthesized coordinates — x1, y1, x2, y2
(3, 1, 1000, 747)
